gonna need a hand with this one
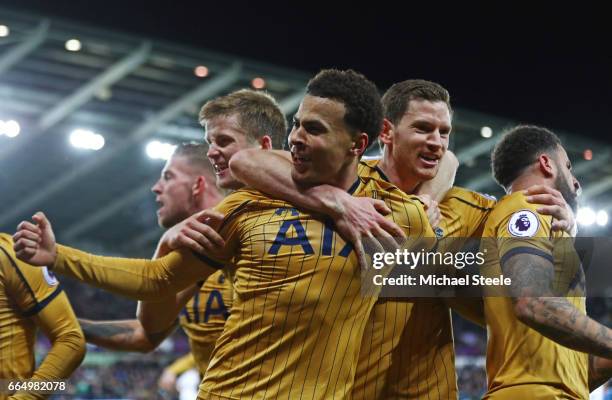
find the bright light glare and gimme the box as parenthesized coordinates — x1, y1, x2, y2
(146, 140, 176, 160)
(480, 126, 493, 138)
(194, 65, 209, 77)
(577, 207, 596, 226)
(70, 129, 105, 150)
(65, 39, 82, 52)
(596, 210, 608, 226)
(251, 77, 266, 89)
(0, 119, 20, 138)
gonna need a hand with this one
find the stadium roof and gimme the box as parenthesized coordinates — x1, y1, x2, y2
(1, 7, 610, 257)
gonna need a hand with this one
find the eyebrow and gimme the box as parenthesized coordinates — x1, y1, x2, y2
(295, 115, 328, 130)
(412, 119, 451, 130)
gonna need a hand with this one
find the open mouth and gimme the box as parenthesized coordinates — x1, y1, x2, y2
(214, 163, 228, 175)
(291, 152, 311, 163)
(418, 153, 440, 167)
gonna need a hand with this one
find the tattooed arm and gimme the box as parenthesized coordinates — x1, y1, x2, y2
(78, 318, 178, 353)
(503, 252, 612, 359)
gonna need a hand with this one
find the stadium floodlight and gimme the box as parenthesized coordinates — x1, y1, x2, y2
(251, 77, 266, 89)
(0, 119, 21, 138)
(480, 126, 493, 138)
(577, 207, 596, 226)
(596, 210, 608, 226)
(194, 65, 209, 77)
(3, 120, 21, 138)
(146, 140, 176, 160)
(65, 38, 82, 52)
(69, 129, 105, 151)
(0, 25, 9, 37)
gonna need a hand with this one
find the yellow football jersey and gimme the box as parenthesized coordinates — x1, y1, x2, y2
(180, 270, 232, 373)
(47, 172, 433, 399)
(437, 186, 496, 328)
(438, 186, 496, 239)
(0, 233, 84, 399)
(198, 174, 434, 399)
(481, 192, 587, 400)
(165, 353, 197, 376)
(353, 161, 495, 400)
(53, 244, 214, 301)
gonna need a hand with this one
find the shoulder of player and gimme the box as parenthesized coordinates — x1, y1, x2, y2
(360, 177, 424, 205)
(489, 192, 552, 235)
(0, 234, 59, 284)
(0, 232, 12, 244)
(493, 191, 539, 216)
(441, 186, 497, 211)
(0, 232, 10, 258)
(216, 188, 291, 217)
(0, 252, 62, 314)
(0, 234, 20, 278)
(0, 233, 15, 259)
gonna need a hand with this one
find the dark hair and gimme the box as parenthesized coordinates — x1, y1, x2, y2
(173, 142, 215, 180)
(491, 125, 562, 189)
(199, 89, 287, 149)
(382, 79, 451, 125)
(306, 69, 383, 148)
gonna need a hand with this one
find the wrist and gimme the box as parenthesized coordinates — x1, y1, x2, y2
(52, 244, 65, 271)
(306, 185, 346, 219)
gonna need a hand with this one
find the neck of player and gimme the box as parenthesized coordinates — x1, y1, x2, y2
(378, 156, 421, 194)
(507, 172, 551, 195)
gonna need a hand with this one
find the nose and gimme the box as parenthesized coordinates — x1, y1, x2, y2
(207, 144, 220, 159)
(151, 179, 162, 195)
(288, 127, 306, 151)
(426, 130, 444, 151)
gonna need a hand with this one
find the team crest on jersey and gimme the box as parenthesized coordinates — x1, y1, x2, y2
(42, 267, 59, 286)
(508, 210, 539, 237)
(434, 227, 444, 239)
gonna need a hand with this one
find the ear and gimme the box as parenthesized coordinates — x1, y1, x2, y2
(260, 135, 273, 150)
(379, 118, 394, 146)
(537, 153, 555, 178)
(351, 132, 369, 157)
(192, 176, 207, 197)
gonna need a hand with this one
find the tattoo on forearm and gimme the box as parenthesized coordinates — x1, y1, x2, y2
(80, 321, 135, 344)
(503, 254, 612, 358)
(503, 254, 554, 297)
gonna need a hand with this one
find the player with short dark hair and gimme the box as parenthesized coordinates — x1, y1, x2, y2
(228, 79, 577, 399)
(382, 79, 452, 125)
(482, 124, 612, 398)
(14, 69, 429, 399)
